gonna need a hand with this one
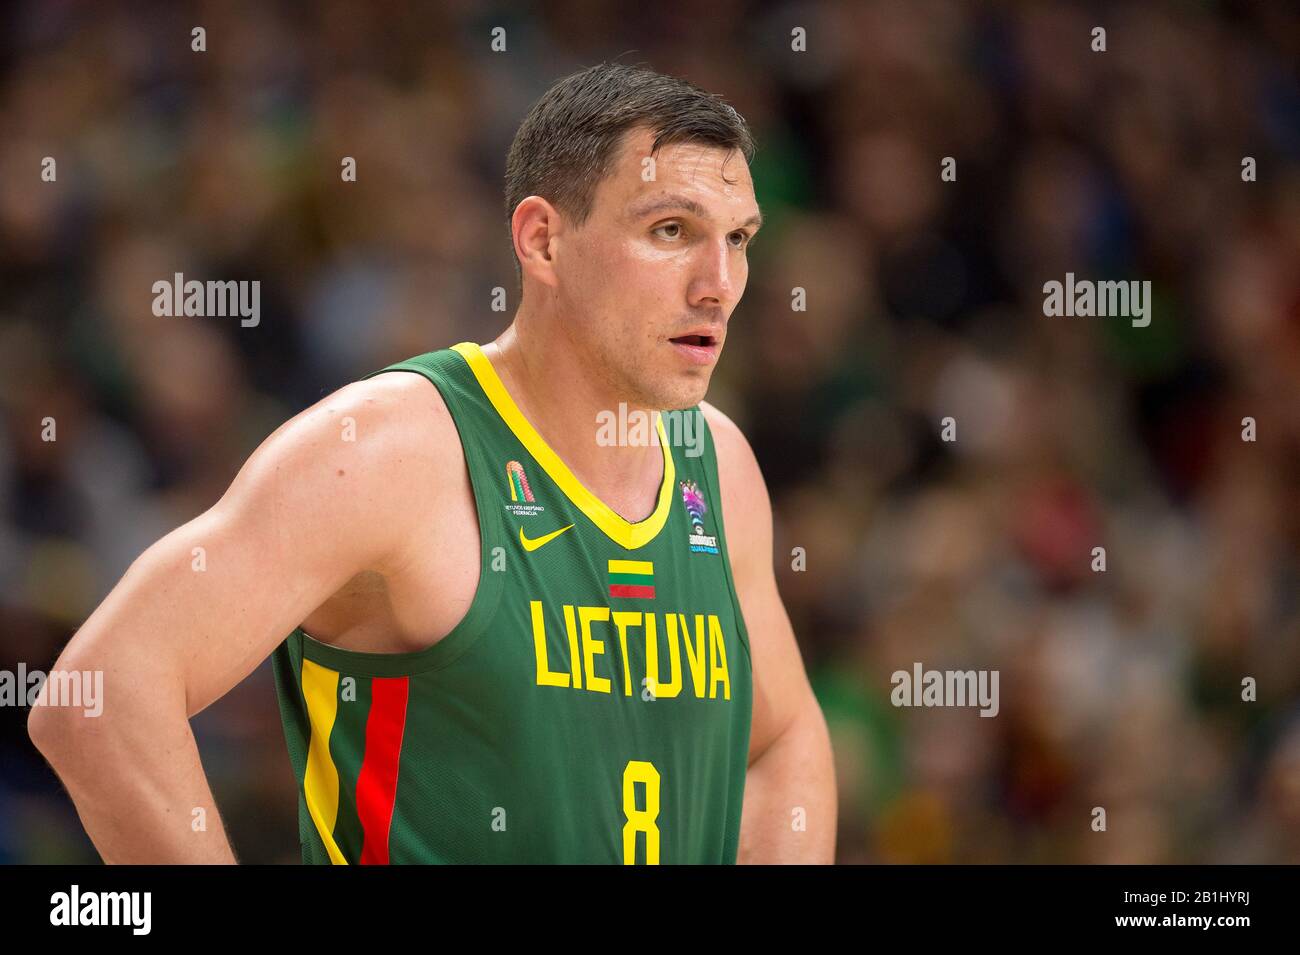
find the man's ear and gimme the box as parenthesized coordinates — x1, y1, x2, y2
(512, 196, 562, 289)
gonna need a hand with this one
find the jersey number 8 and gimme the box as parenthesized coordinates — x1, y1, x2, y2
(622, 760, 660, 864)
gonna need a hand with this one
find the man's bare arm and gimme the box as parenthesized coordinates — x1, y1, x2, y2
(26, 374, 454, 863)
(703, 402, 837, 864)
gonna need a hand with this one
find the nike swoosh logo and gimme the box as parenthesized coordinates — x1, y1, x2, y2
(519, 523, 575, 552)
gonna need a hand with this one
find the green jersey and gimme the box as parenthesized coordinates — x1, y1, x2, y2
(272, 342, 753, 863)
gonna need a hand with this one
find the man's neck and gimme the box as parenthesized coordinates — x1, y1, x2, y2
(482, 320, 664, 524)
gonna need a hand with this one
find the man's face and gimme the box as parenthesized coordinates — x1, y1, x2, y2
(551, 125, 761, 410)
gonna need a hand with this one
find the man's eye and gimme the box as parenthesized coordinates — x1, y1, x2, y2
(653, 223, 683, 240)
(730, 231, 751, 249)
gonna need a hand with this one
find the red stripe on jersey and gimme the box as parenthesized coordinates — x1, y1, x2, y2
(357, 676, 409, 865)
(609, 584, 656, 599)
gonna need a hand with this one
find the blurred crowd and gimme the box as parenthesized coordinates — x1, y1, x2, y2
(1, 0, 1297, 863)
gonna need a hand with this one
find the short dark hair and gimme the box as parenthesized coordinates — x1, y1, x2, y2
(504, 62, 755, 281)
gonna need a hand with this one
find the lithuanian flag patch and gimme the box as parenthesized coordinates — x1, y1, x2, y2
(608, 559, 654, 599)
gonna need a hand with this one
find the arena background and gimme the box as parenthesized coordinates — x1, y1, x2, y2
(1, 0, 1297, 864)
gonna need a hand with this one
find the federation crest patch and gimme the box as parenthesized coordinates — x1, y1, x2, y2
(504, 460, 545, 517)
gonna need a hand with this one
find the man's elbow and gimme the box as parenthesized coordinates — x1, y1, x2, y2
(26, 654, 118, 768)
(28, 695, 79, 765)
(751, 693, 832, 767)
(790, 702, 835, 777)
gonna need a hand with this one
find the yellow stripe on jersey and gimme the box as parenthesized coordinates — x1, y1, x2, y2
(608, 559, 654, 575)
(451, 342, 676, 550)
(301, 658, 349, 865)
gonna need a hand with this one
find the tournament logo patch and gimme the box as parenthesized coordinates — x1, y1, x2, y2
(679, 479, 720, 554)
(504, 460, 545, 517)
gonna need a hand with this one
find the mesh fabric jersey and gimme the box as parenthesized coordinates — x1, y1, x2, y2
(272, 342, 753, 864)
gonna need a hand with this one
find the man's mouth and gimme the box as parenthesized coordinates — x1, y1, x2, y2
(668, 331, 721, 365)
(669, 333, 717, 347)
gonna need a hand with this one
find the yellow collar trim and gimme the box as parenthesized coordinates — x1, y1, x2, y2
(451, 342, 676, 550)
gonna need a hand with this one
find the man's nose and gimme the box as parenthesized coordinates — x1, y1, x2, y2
(691, 238, 736, 306)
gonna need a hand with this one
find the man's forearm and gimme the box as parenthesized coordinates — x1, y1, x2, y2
(31, 707, 237, 864)
(738, 705, 837, 863)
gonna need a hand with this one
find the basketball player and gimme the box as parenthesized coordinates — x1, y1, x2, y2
(29, 63, 836, 864)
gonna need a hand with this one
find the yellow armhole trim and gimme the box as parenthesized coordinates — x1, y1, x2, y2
(450, 341, 675, 550)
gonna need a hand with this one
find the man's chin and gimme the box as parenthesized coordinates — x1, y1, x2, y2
(652, 376, 712, 412)
(621, 352, 716, 410)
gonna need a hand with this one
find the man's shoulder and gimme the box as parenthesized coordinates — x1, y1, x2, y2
(245, 368, 465, 517)
(698, 401, 761, 486)
(697, 400, 771, 546)
(309, 369, 459, 455)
